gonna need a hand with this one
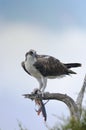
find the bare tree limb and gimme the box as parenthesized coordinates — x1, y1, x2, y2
(76, 74, 86, 118)
(23, 75, 86, 121)
(23, 92, 79, 120)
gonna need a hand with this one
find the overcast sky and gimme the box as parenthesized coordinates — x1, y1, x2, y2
(0, 0, 86, 130)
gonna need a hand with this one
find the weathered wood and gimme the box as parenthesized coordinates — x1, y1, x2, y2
(76, 74, 86, 118)
(23, 92, 79, 120)
(23, 75, 86, 121)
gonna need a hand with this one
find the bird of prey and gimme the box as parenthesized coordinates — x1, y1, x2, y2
(21, 49, 81, 93)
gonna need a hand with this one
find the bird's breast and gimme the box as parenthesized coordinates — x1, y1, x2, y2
(25, 61, 42, 78)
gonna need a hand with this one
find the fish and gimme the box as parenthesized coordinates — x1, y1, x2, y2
(35, 99, 49, 121)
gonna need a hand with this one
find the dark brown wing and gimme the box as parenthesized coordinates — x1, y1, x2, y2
(21, 61, 31, 75)
(34, 56, 69, 77)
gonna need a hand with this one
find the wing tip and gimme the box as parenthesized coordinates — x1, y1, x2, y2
(68, 70, 77, 74)
(21, 61, 24, 67)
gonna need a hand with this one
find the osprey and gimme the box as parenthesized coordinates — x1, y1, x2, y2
(21, 49, 81, 93)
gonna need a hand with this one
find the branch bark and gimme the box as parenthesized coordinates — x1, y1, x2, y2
(23, 75, 86, 121)
(76, 74, 86, 118)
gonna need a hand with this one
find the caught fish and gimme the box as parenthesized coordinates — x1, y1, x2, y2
(35, 99, 49, 121)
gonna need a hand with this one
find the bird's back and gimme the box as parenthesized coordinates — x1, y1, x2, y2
(34, 56, 70, 77)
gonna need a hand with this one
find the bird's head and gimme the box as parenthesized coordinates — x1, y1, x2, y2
(25, 49, 37, 61)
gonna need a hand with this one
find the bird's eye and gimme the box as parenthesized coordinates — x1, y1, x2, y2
(30, 51, 34, 55)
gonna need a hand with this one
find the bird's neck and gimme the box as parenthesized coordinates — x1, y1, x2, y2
(26, 55, 37, 65)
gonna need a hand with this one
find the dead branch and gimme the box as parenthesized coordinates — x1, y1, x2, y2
(23, 92, 79, 120)
(23, 75, 86, 121)
(76, 74, 86, 118)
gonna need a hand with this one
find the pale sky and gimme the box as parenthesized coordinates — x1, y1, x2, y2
(0, 0, 86, 130)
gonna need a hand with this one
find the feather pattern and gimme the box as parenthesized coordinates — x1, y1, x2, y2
(34, 56, 73, 77)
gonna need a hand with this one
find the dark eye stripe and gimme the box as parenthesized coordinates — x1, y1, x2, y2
(25, 50, 36, 58)
(29, 51, 33, 55)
